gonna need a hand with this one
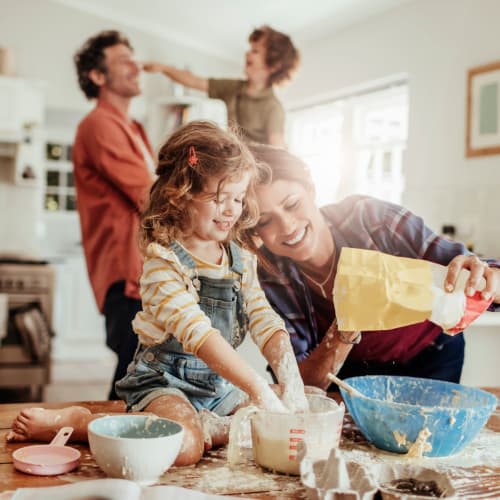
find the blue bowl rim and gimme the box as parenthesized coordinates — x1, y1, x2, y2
(340, 375, 498, 411)
(88, 415, 184, 440)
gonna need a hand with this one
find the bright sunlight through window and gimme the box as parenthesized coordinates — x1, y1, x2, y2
(287, 82, 408, 207)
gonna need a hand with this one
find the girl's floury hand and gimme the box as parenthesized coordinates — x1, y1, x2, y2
(250, 375, 288, 413)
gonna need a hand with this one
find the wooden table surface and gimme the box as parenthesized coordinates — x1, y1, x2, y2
(0, 389, 499, 498)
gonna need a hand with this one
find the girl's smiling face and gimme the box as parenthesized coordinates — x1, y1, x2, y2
(254, 179, 325, 264)
(187, 173, 251, 248)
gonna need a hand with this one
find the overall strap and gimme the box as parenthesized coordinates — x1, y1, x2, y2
(227, 241, 244, 275)
(170, 240, 196, 269)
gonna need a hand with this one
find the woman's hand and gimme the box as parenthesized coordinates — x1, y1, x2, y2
(445, 254, 500, 302)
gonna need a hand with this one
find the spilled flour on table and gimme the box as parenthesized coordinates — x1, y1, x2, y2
(197, 464, 278, 494)
(341, 422, 500, 499)
(342, 425, 500, 468)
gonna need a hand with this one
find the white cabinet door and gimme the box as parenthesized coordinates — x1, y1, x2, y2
(52, 254, 110, 361)
(0, 76, 44, 139)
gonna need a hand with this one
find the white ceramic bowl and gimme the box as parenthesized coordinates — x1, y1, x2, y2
(88, 415, 184, 485)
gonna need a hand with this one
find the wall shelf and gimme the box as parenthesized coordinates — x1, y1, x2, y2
(146, 95, 227, 151)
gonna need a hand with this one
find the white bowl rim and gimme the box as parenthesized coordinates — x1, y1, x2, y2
(88, 414, 184, 441)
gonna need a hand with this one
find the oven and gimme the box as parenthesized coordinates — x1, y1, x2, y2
(0, 260, 55, 401)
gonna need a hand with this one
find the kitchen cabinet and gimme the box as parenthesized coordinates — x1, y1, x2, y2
(146, 96, 227, 150)
(41, 108, 110, 363)
(0, 76, 44, 139)
(51, 254, 111, 362)
(44, 139, 76, 213)
(462, 312, 500, 386)
(43, 108, 85, 213)
(0, 76, 45, 187)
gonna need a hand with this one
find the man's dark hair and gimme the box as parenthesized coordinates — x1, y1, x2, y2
(74, 30, 133, 99)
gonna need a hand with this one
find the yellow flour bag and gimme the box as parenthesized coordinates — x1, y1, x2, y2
(333, 248, 492, 333)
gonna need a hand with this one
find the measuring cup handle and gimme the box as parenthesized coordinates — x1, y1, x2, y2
(49, 426, 74, 446)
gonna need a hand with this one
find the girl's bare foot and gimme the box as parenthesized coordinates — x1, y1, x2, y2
(6, 406, 92, 443)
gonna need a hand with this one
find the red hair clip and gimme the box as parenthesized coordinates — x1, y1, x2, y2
(188, 146, 198, 167)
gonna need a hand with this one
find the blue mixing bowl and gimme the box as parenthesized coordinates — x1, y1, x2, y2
(340, 375, 497, 457)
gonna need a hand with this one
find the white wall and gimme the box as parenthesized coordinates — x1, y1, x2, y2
(281, 0, 500, 259)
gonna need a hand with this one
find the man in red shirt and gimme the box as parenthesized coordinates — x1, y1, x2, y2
(72, 31, 153, 398)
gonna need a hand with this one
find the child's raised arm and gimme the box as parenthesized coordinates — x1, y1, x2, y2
(142, 62, 208, 92)
(262, 329, 309, 412)
(242, 252, 308, 412)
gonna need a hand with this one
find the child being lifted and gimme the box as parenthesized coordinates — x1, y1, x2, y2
(144, 26, 300, 147)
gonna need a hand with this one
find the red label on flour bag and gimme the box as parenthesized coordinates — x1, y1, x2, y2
(444, 291, 493, 335)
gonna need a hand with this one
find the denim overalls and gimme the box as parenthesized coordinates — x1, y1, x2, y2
(116, 241, 249, 416)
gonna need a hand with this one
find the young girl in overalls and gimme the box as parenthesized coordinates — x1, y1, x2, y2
(7, 121, 307, 463)
(110, 121, 307, 465)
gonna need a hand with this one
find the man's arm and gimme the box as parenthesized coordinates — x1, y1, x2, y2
(143, 62, 208, 93)
(81, 116, 152, 211)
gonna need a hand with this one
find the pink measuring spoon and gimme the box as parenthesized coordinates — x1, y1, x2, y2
(12, 426, 81, 475)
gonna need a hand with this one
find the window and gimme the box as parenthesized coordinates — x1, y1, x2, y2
(287, 82, 408, 206)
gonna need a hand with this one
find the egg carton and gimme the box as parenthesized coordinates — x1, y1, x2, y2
(300, 447, 457, 500)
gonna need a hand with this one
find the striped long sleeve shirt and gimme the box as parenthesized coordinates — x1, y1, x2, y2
(132, 241, 286, 355)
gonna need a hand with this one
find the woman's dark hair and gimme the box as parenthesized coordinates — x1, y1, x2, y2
(74, 30, 132, 99)
(247, 143, 314, 190)
(241, 143, 315, 273)
(249, 26, 300, 86)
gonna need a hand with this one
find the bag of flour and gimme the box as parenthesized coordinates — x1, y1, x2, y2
(333, 248, 492, 334)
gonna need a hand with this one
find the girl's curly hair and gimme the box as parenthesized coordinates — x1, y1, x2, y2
(139, 121, 268, 253)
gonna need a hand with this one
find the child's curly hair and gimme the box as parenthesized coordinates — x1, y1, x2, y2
(139, 121, 266, 253)
(249, 26, 300, 86)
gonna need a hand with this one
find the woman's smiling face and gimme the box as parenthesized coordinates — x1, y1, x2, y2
(254, 179, 325, 263)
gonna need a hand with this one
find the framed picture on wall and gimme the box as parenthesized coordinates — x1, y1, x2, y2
(466, 61, 500, 157)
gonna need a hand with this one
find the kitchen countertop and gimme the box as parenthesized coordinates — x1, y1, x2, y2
(0, 390, 499, 498)
(469, 310, 500, 327)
